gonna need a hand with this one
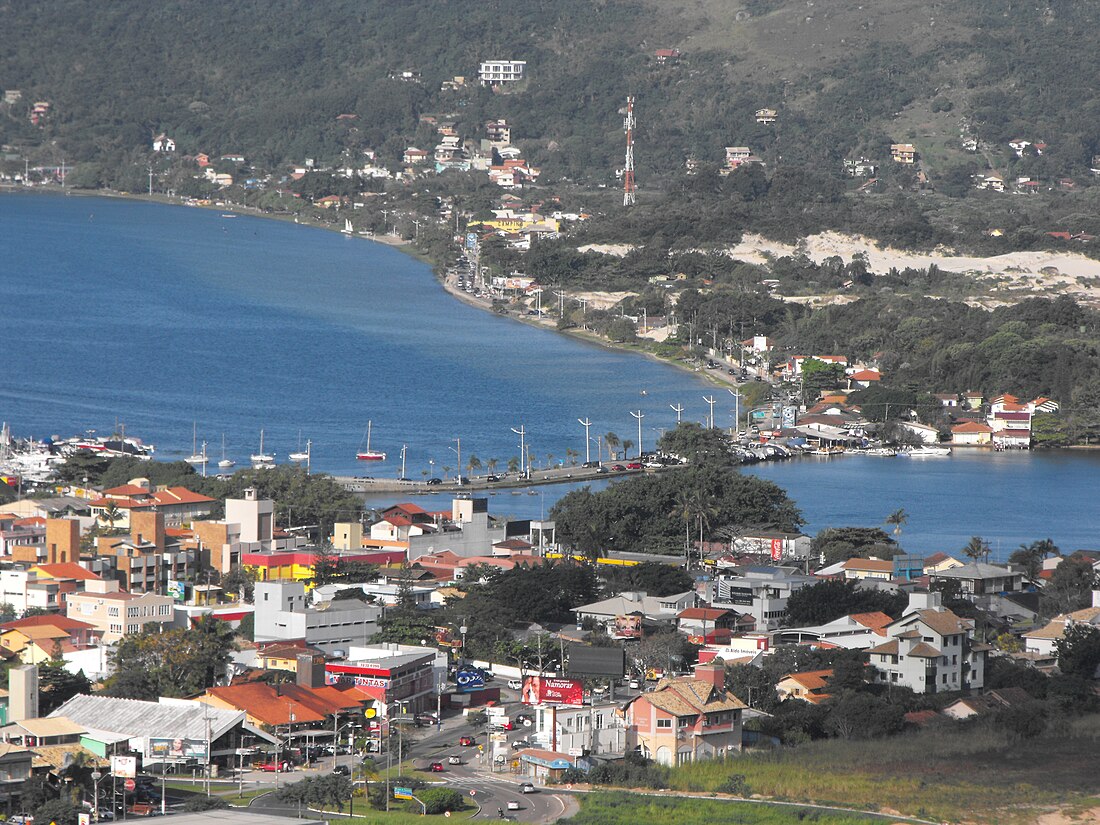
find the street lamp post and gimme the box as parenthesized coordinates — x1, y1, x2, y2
(511, 425, 527, 478)
(630, 410, 644, 457)
(728, 387, 741, 433)
(703, 395, 716, 429)
(449, 437, 462, 484)
(670, 403, 684, 424)
(91, 770, 102, 822)
(578, 418, 592, 464)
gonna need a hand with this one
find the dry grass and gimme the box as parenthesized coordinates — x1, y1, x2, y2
(669, 715, 1100, 824)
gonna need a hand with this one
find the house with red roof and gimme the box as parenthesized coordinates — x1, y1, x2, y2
(951, 421, 993, 446)
(88, 480, 215, 528)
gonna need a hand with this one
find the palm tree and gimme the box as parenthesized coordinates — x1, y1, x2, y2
(546, 452, 554, 469)
(486, 457, 499, 475)
(466, 454, 482, 476)
(962, 536, 991, 563)
(102, 502, 122, 532)
(605, 431, 621, 460)
(507, 456, 521, 474)
(565, 448, 578, 466)
(622, 439, 634, 459)
(884, 508, 908, 536)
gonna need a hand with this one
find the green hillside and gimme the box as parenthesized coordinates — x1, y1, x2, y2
(2, 0, 1098, 185)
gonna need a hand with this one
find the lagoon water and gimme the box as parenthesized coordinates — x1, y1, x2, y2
(4, 193, 1099, 557)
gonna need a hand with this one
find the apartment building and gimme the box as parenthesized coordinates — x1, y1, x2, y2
(66, 581, 173, 643)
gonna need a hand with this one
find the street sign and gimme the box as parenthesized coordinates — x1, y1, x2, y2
(394, 786, 413, 800)
(469, 790, 476, 797)
(78, 815, 91, 825)
(124, 779, 136, 792)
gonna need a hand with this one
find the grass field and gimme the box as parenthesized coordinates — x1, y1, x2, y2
(564, 792, 886, 825)
(666, 715, 1100, 823)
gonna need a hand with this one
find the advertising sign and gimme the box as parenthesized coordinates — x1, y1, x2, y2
(455, 669, 486, 693)
(612, 614, 642, 640)
(770, 539, 783, 561)
(719, 583, 754, 606)
(148, 737, 208, 760)
(782, 406, 797, 427)
(110, 755, 137, 778)
(521, 676, 584, 706)
(465, 232, 478, 250)
(166, 580, 186, 601)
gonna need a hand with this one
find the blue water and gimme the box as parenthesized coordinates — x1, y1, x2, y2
(0, 192, 719, 475)
(4, 193, 1098, 559)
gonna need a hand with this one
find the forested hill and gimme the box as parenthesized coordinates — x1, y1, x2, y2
(3, 0, 1100, 185)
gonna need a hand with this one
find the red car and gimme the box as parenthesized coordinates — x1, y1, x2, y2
(459, 736, 476, 747)
(626, 462, 643, 470)
(256, 761, 291, 772)
(429, 762, 444, 772)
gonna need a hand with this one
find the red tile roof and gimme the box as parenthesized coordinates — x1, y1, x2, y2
(32, 563, 101, 581)
(678, 607, 732, 621)
(204, 684, 326, 726)
(1, 615, 95, 632)
(952, 422, 993, 433)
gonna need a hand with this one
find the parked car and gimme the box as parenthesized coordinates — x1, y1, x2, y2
(520, 782, 537, 794)
(459, 736, 476, 747)
(332, 765, 350, 776)
(428, 762, 444, 773)
(628, 679, 641, 690)
(511, 738, 534, 750)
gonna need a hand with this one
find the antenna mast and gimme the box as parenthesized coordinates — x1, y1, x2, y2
(622, 95, 636, 207)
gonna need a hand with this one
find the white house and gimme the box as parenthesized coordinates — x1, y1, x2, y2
(152, 133, 175, 152)
(479, 60, 526, 85)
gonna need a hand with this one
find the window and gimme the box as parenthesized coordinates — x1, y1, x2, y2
(656, 718, 672, 729)
(890, 672, 898, 683)
(108, 607, 120, 617)
(952, 655, 958, 665)
(677, 717, 690, 729)
(109, 624, 122, 634)
(128, 624, 140, 634)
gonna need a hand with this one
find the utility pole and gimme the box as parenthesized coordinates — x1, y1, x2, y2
(147, 163, 153, 196)
(578, 418, 592, 464)
(511, 425, 527, 478)
(728, 387, 740, 434)
(450, 437, 462, 484)
(630, 410, 644, 457)
(703, 396, 716, 429)
(670, 403, 684, 424)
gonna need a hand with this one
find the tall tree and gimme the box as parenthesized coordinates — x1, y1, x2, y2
(884, 508, 908, 536)
(962, 536, 991, 563)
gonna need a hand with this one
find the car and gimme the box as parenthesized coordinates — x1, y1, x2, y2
(332, 765, 350, 776)
(511, 738, 534, 750)
(447, 755, 462, 765)
(428, 762, 444, 773)
(485, 474, 501, 482)
(644, 461, 662, 468)
(520, 782, 537, 794)
(582, 460, 601, 468)
(415, 713, 438, 726)
(459, 736, 476, 747)
(507, 800, 521, 811)
(256, 761, 290, 772)
(626, 462, 643, 470)
(628, 679, 641, 689)
(594, 466, 608, 474)
(507, 679, 522, 690)
(514, 713, 533, 726)
(728, 367, 738, 375)
(610, 464, 625, 471)
(426, 477, 442, 485)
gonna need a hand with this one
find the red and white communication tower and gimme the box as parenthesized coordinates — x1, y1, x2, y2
(622, 95, 636, 207)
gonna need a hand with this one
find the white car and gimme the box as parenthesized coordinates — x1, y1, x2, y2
(507, 800, 521, 811)
(507, 679, 522, 690)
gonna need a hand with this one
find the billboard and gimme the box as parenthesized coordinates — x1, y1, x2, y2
(465, 232, 478, 250)
(455, 669, 486, 693)
(770, 539, 783, 562)
(110, 755, 137, 778)
(567, 644, 625, 678)
(166, 580, 186, 601)
(148, 737, 208, 761)
(521, 676, 584, 706)
(612, 614, 642, 640)
(718, 583, 754, 606)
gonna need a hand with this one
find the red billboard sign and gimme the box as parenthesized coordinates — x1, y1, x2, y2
(521, 676, 584, 706)
(770, 538, 783, 561)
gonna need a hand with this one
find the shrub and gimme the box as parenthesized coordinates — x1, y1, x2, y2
(182, 796, 229, 812)
(417, 787, 465, 814)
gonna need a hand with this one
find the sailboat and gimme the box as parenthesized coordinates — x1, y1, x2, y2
(250, 429, 276, 468)
(218, 434, 235, 469)
(342, 218, 354, 235)
(289, 430, 310, 462)
(356, 421, 386, 461)
(185, 422, 205, 464)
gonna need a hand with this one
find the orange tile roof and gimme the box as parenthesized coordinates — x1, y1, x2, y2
(850, 612, 893, 635)
(781, 669, 832, 691)
(952, 422, 993, 433)
(204, 684, 326, 726)
(1, 615, 94, 632)
(842, 558, 895, 573)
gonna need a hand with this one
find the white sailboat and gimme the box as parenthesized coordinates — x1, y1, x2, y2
(185, 422, 205, 464)
(218, 433, 235, 469)
(289, 430, 310, 462)
(356, 421, 386, 461)
(250, 429, 275, 468)
(342, 218, 354, 235)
